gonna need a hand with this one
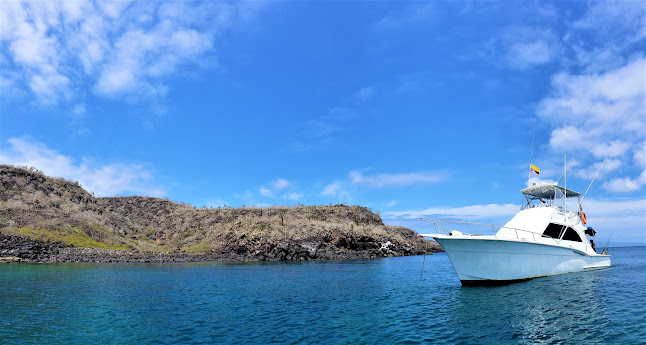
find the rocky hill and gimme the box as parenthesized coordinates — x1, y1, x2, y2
(0, 165, 440, 262)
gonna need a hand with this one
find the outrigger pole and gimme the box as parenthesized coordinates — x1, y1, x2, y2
(579, 150, 614, 207)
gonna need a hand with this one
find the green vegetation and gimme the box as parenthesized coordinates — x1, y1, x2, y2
(1, 226, 129, 250)
(0, 165, 439, 257)
(183, 242, 212, 253)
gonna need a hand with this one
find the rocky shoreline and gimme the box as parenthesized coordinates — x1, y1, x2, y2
(0, 232, 439, 263)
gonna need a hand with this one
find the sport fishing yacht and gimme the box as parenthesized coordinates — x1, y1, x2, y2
(420, 182, 610, 285)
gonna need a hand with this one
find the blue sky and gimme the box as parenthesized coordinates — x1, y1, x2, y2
(1, 1, 644, 243)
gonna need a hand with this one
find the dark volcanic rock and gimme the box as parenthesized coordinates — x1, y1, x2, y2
(0, 165, 442, 263)
(0, 232, 441, 263)
(0, 233, 63, 261)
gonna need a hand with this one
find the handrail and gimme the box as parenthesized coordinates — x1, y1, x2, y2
(420, 217, 562, 246)
(421, 218, 503, 228)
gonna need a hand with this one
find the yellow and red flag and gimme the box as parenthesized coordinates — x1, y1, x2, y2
(530, 164, 540, 175)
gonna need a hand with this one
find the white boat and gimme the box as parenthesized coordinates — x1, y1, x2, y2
(420, 183, 611, 285)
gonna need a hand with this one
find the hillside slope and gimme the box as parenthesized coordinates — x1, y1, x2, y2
(0, 165, 441, 262)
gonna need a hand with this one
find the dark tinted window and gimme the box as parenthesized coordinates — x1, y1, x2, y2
(562, 228, 582, 242)
(542, 223, 582, 242)
(543, 223, 564, 239)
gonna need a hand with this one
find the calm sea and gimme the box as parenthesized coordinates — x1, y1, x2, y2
(1, 246, 644, 344)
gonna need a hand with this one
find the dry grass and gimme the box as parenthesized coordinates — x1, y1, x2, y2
(0, 165, 437, 255)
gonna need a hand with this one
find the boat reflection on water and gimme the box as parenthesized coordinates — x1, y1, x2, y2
(448, 268, 611, 343)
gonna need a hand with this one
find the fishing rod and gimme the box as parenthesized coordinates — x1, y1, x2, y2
(602, 233, 612, 255)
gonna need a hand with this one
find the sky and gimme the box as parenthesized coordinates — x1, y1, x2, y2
(1, 1, 644, 244)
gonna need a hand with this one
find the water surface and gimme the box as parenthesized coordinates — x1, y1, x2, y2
(1, 247, 644, 344)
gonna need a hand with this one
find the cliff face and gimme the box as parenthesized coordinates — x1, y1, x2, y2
(0, 165, 441, 262)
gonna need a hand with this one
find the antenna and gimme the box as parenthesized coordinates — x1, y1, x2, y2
(527, 123, 536, 187)
(564, 114, 567, 215)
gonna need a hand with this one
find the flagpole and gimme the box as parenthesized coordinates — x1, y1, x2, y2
(528, 123, 535, 187)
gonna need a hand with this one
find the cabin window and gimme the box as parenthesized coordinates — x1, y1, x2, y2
(542, 223, 582, 242)
(542, 223, 563, 239)
(562, 228, 582, 242)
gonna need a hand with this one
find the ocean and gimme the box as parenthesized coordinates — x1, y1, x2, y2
(1, 246, 644, 344)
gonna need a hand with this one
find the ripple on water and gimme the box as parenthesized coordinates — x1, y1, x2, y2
(0, 248, 644, 344)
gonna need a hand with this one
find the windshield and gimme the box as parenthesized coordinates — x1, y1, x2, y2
(553, 186, 566, 212)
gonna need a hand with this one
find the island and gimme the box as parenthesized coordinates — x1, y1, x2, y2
(0, 165, 441, 263)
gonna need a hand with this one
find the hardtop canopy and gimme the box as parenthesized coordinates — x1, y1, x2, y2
(521, 184, 581, 199)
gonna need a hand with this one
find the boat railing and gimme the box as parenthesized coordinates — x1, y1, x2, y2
(420, 218, 562, 246)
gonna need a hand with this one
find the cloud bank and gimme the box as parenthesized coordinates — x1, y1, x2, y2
(538, 58, 646, 193)
(1, 137, 164, 197)
(0, 1, 259, 106)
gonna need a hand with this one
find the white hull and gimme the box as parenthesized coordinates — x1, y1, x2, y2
(434, 236, 610, 284)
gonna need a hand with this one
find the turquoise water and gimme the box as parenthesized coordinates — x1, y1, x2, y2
(1, 246, 644, 344)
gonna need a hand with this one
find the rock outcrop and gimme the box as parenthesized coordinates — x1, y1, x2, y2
(0, 165, 441, 262)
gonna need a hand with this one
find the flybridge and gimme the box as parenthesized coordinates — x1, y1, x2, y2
(520, 183, 582, 212)
(520, 183, 581, 199)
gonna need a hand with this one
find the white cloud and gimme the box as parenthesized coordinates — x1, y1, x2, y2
(581, 198, 646, 243)
(573, 1, 646, 46)
(28, 73, 72, 105)
(285, 192, 303, 201)
(582, 198, 645, 218)
(567, 1, 643, 75)
(1, 137, 164, 197)
(259, 178, 290, 197)
(259, 186, 273, 197)
(590, 141, 632, 159)
(539, 59, 645, 135)
(320, 169, 444, 204)
(0, 1, 259, 107)
(258, 178, 301, 201)
(574, 158, 622, 181)
(322, 182, 342, 197)
(349, 170, 444, 188)
(487, 26, 561, 70)
(94, 26, 213, 98)
(71, 103, 86, 118)
(634, 143, 646, 167)
(321, 182, 351, 202)
(538, 58, 646, 194)
(384, 203, 520, 220)
(272, 178, 290, 191)
(605, 170, 646, 193)
(507, 39, 553, 69)
(352, 87, 374, 103)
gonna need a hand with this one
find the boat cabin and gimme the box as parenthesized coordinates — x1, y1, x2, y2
(499, 182, 597, 253)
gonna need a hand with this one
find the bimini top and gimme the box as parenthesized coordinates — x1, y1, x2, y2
(521, 183, 581, 199)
